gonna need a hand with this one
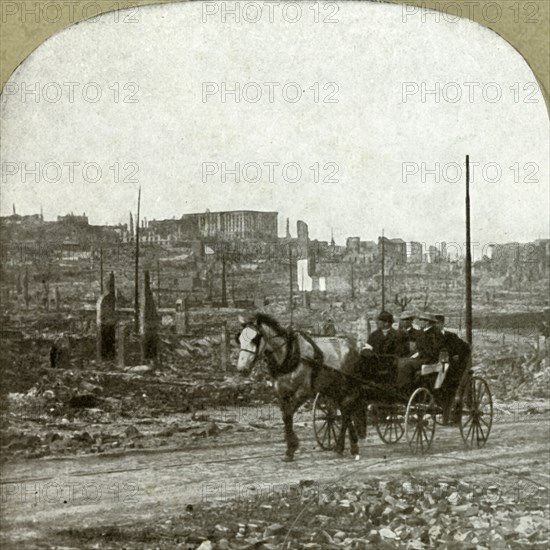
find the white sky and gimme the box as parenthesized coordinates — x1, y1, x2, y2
(1, 0, 548, 246)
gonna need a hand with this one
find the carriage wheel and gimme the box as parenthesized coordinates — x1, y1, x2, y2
(405, 388, 436, 455)
(373, 405, 405, 444)
(459, 376, 493, 449)
(312, 393, 342, 451)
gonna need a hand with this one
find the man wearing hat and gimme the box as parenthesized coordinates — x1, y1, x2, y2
(357, 311, 407, 381)
(435, 314, 470, 367)
(397, 311, 444, 390)
(366, 311, 408, 357)
(399, 311, 420, 355)
(435, 314, 471, 422)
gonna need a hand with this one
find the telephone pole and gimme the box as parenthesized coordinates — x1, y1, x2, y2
(157, 258, 161, 309)
(381, 229, 385, 311)
(221, 253, 227, 307)
(134, 186, 141, 333)
(465, 155, 473, 345)
(100, 247, 104, 294)
(289, 245, 294, 326)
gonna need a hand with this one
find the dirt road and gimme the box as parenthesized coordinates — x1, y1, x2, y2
(1, 401, 549, 548)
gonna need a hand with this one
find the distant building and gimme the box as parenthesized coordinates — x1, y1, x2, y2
(440, 241, 447, 261)
(1, 213, 43, 225)
(407, 241, 423, 263)
(379, 237, 406, 265)
(57, 213, 89, 225)
(425, 245, 439, 263)
(346, 237, 360, 254)
(360, 241, 377, 261)
(148, 210, 278, 242)
(297, 220, 309, 261)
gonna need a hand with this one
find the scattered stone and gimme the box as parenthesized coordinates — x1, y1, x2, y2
(68, 394, 99, 408)
(124, 425, 142, 439)
(73, 431, 93, 444)
(44, 432, 61, 444)
(158, 422, 180, 437)
(7, 434, 41, 449)
(126, 365, 152, 374)
(380, 528, 399, 540)
(264, 523, 285, 537)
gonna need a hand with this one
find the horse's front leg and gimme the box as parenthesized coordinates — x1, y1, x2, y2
(281, 400, 299, 462)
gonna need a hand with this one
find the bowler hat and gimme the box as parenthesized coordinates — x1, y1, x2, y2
(400, 311, 416, 321)
(378, 311, 394, 324)
(434, 314, 445, 322)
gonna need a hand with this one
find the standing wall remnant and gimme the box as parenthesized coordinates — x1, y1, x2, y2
(175, 298, 190, 335)
(96, 272, 117, 361)
(140, 270, 159, 362)
(23, 268, 29, 308)
(117, 322, 132, 368)
(55, 286, 60, 311)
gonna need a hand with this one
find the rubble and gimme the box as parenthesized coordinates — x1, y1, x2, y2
(47, 473, 549, 549)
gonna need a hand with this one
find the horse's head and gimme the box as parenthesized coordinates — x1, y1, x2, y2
(235, 315, 266, 374)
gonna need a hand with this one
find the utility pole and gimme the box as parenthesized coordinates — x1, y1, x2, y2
(289, 245, 294, 326)
(381, 229, 385, 311)
(465, 155, 473, 345)
(100, 247, 104, 294)
(157, 258, 161, 309)
(221, 253, 227, 307)
(350, 262, 355, 299)
(134, 186, 141, 333)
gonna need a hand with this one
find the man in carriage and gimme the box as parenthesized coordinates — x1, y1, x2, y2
(357, 311, 409, 380)
(398, 310, 420, 354)
(396, 311, 444, 392)
(367, 311, 405, 355)
(435, 314, 471, 423)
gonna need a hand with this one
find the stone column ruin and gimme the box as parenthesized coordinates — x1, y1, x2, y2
(96, 272, 117, 361)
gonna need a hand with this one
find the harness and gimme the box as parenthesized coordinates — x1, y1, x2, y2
(263, 328, 324, 390)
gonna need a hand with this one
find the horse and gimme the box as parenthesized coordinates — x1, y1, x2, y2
(235, 312, 365, 461)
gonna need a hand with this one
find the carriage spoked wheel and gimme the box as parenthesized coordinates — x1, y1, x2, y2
(313, 393, 343, 451)
(373, 405, 405, 444)
(459, 376, 493, 449)
(405, 388, 437, 455)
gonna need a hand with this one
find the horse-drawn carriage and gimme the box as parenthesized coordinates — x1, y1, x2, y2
(312, 343, 494, 455)
(236, 313, 493, 461)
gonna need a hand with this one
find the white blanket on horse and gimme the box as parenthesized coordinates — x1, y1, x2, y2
(311, 336, 358, 372)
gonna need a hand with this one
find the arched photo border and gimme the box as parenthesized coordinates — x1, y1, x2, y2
(1, 0, 549, 115)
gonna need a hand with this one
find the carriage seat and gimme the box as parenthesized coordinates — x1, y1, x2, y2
(358, 351, 399, 383)
(420, 350, 451, 390)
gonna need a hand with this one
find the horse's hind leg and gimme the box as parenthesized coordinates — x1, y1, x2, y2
(353, 400, 367, 439)
(336, 399, 360, 457)
(335, 410, 349, 456)
(349, 393, 362, 456)
(348, 412, 359, 457)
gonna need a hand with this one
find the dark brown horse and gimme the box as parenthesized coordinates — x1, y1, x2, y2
(236, 313, 364, 461)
